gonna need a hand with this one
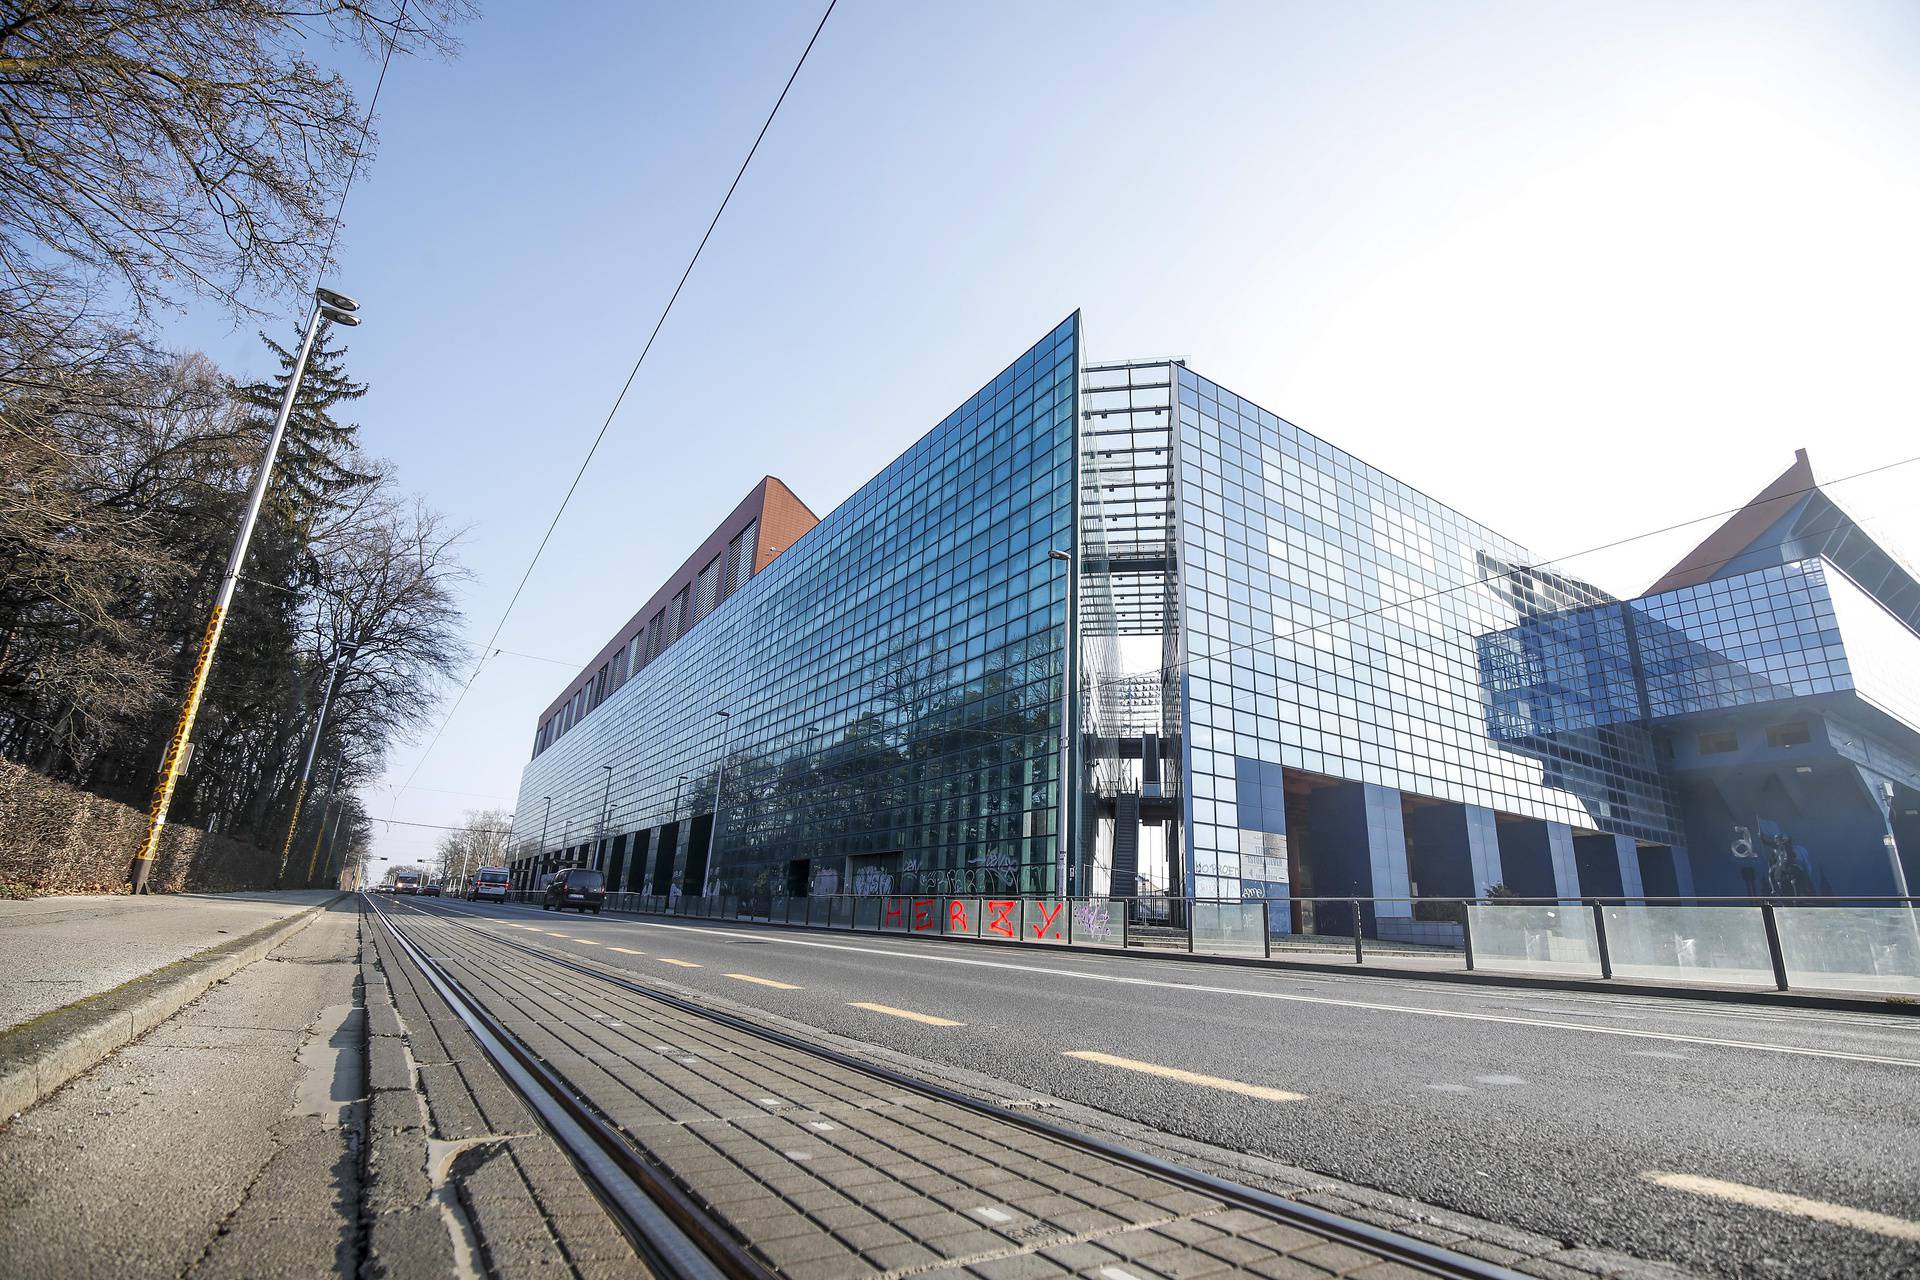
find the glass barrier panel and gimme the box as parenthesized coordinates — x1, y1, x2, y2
(981, 897, 1021, 940)
(879, 897, 912, 932)
(1192, 900, 1266, 956)
(1466, 904, 1601, 976)
(854, 897, 882, 930)
(942, 897, 982, 937)
(1020, 898, 1070, 944)
(1070, 897, 1126, 948)
(1775, 906, 1920, 996)
(1601, 905, 1775, 987)
(902, 897, 942, 936)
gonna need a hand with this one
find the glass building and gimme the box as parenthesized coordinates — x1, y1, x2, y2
(510, 322, 1920, 924)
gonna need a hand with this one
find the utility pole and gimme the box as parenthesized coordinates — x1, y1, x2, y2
(301, 756, 346, 886)
(278, 650, 350, 886)
(128, 287, 363, 893)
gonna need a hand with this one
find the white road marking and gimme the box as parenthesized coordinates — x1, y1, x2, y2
(1064, 1051, 1305, 1102)
(1475, 1074, 1526, 1086)
(848, 1001, 963, 1026)
(606, 919, 1920, 1068)
(807, 1121, 837, 1132)
(1099, 1269, 1144, 1280)
(1628, 1050, 1692, 1061)
(782, 1150, 813, 1161)
(609, 947, 645, 956)
(659, 958, 701, 968)
(973, 1206, 1014, 1223)
(1643, 1172, 1920, 1241)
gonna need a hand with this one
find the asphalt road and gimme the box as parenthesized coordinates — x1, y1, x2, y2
(399, 896, 1920, 1278)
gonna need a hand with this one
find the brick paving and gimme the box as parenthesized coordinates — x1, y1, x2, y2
(380, 907, 1487, 1280)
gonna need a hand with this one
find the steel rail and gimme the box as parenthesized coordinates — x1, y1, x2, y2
(392, 896, 1533, 1280)
(365, 894, 775, 1280)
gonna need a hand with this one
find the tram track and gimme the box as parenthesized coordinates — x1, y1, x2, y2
(369, 892, 1533, 1279)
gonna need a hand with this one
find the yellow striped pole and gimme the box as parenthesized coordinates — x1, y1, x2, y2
(130, 293, 351, 892)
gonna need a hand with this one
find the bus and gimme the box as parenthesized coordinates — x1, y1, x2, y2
(393, 870, 422, 895)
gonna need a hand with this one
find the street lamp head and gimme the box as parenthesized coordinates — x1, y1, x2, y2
(319, 307, 360, 327)
(714, 710, 732, 719)
(315, 286, 360, 313)
(1048, 548, 1071, 562)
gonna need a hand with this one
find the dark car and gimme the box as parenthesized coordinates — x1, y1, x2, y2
(422, 882, 443, 897)
(543, 868, 605, 914)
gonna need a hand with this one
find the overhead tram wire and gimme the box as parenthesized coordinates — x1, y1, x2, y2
(389, 0, 839, 819)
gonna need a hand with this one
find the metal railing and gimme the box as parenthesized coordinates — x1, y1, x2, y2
(503, 889, 1920, 998)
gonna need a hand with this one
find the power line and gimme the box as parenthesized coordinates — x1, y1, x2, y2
(1106, 450, 1920, 691)
(389, 0, 838, 818)
(375, 816, 513, 835)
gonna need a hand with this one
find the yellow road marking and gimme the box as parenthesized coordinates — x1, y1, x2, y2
(659, 958, 702, 968)
(610, 947, 645, 956)
(1063, 1051, 1305, 1102)
(546, 932, 570, 938)
(848, 1001, 962, 1026)
(726, 973, 801, 990)
(1642, 1172, 1920, 1241)
(573, 939, 599, 945)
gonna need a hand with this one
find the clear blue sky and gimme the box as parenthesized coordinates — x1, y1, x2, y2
(167, 2, 1920, 872)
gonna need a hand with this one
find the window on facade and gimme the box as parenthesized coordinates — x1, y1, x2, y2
(722, 518, 757, 602)
(643, 613, 663, 665)
(694, 554, 721, 622)
(1696, 731, 1738, 755)
(667, 588, 688, 643)
(1766, 721, 1812, 748)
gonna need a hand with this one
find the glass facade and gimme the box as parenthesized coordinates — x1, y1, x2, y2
(512, 317, 1082, 898)
(1172, 366, 1676, 899)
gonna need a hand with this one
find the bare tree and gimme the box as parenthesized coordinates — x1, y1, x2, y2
(0, 0, 473, 318)
(434, 808, 510, 889)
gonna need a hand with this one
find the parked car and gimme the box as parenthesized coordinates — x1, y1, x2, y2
(543, 868, 605, 914)
(468, 867, 511, 902)
(421, 882, 442, 897)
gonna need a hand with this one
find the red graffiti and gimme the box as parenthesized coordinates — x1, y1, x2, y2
(986, 899, 1016, 939)
(911, 898, 936, 932)
(1030, 900, 1064, 940)
(883, 898, 905, 930)
(948, 898, 970, 933)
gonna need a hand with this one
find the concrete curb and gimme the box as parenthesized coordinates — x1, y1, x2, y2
(0, 892, 348, 1123)
(596, 906, 1920, 1018)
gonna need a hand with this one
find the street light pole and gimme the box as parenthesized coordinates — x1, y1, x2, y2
(1048, 548, 1076, 899)
(670, 773, 688, 893)
(301, 755, 345, 886)
(704, 711, 733, 895)
(277, 650, 350, 886)
(534, 795, 552, 889)
(595, 764, 614, 870)
(129, 287, 362, 893)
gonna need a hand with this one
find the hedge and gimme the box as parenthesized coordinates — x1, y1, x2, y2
(0, 760, 281, 898)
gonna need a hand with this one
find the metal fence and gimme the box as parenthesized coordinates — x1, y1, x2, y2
(505, 889, 1920, 997)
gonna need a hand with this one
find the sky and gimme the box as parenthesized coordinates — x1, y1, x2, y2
(161, 1, 1920, 876)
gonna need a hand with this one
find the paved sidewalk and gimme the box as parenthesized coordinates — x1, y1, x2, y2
(0, 890, 340, 1032)
(0, 899, 364, 1279)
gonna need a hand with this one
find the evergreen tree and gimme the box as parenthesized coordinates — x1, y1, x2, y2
(236, 325, 379, 529)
